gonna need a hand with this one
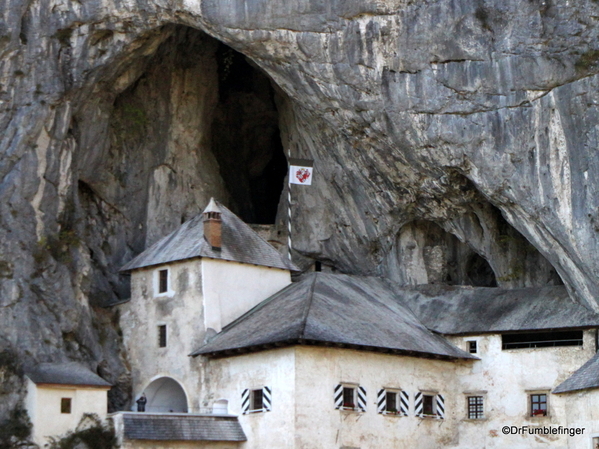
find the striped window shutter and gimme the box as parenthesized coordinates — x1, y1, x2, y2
(377, 389, 386, 414)
(414, 392, 423, 416)
(241, 389, 250, 415)
(436, 394, 445, 419)
(400, 390, 409, 416)
(263, 386, 272, 412)
(357, 386, 367, 412)
(334, 384, 343, 409)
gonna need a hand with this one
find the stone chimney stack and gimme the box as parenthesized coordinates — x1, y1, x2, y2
(203, 198, 222, 251)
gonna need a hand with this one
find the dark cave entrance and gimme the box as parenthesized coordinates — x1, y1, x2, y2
(211, 44, 287, 224)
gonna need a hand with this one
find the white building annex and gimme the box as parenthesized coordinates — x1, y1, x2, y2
(24, 362, 112, 446)
(109, 198, 599, 449)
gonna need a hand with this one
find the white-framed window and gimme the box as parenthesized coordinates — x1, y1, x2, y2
(241, 387, 271, 414)
(415, 391, 444, 419)
(529, 391, 549, 417)
(377, 388, 409, 416)
(334, 383, 366, 412)
(467, 395, 484, 419)
(154, 267, 172, 296)
(466, 340, 478, 354)
(591, 434, 599, 449)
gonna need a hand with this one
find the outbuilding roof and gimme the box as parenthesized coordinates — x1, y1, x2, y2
(193, 273, 476, 361)
(398, 284, 599, 335)
(120, 199, 298, 272)
(122, 413, 246, 442)
(25, 362, 112, 388)
(553, 352, 599, 394)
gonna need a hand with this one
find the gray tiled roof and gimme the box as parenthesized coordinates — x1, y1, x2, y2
(193, 273, 476, 360)
(553, 352, 599, 394)
(120, 199, 298, 272)
(123, 414, 246, 441)
(398, 284, 599, 335)
(25, 362, 111, 387)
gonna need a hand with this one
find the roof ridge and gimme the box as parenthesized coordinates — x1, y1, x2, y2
(298, 273, 318, 339)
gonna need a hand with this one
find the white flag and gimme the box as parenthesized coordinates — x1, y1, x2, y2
(289, 158, 314, 185)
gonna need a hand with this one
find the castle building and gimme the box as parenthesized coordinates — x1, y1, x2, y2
(110, 198, 599, 449)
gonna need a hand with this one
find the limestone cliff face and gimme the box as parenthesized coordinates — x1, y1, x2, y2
(1, 0, 598, 417)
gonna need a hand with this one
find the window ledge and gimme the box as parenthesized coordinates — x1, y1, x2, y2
(418, 414, 442, 419)
(381, 412, 405, 417)
(340, 407, 362, 413)
(246, 409, 267, 414)
(464, 418, 488, 422)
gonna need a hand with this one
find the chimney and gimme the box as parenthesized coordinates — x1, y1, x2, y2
(203, 198, 222, 250)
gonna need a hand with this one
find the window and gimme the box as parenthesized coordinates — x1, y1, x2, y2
(422, 395, 434, 415)
(592, 436, 599, 449)
(530, 393, 547, 417)
(467, 396, 484, 419)
(415, 391, 444, 419)
(242, 387, 271, 414)
(467, 340, 478, 354)
(343, 387, 355, 409)
(377, 389, 409, 415)
(502, 331, 583, 349)
(334, 384, 366, 412)
(251, 389, 264, 411)
(61, 398, 72, 414)
(158, 324, 167, 348)
(158, 269, 168, 293)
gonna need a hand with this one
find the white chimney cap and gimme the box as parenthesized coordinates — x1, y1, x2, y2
(203, 198, 221, 214)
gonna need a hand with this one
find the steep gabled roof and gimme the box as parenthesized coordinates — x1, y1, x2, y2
(398, 284, 599, 335)
(553, 352, 599, 394)
(193, 273, 476, 361)
(120, 199, 298, 272)
(25, 362, 112, 388)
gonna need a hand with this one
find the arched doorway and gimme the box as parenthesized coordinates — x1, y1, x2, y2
(144, 377, 188, 413)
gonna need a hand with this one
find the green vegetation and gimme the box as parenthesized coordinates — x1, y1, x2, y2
(575, 49, 599, 73)
(48, 414, 117, 449)
(0, 409, 32, 449)
(54, 28, 73, 46)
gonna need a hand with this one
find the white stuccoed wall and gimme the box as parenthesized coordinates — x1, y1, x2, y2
(121, 257, 291, 412)
(201, 258, 291, 333)
(448, 331, 597, 449)
(120, 260, 205, 411)
(201, 348, 297, 448)
(204, 346, 466, 449)
(25, 378, 109, 445)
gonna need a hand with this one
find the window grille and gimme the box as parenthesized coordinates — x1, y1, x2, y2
(530, 393, 547, 417)
(502, 331, 583, 349)
(467, 396, 484, 419)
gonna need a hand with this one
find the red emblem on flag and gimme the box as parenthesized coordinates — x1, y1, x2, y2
(295, 168, 311, 183)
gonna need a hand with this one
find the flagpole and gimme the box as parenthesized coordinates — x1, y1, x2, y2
(287, 156, 314, 262)
(287, 147, 292, 261)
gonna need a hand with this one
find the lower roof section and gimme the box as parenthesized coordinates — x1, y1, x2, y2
(119, 413, 246, 442)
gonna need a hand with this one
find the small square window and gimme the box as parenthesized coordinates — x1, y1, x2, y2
(61, 398, 72, 414)
(158, 324, 167, 348)
(467, 396, 484, 419)
(467, 341, 478, 354)
(530, 393, 547, 417)
(417, 392, 444, 418)
(158, 269, 168, 293)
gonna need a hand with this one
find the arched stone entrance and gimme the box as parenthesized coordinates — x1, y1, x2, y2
(144, 377, 188, 413)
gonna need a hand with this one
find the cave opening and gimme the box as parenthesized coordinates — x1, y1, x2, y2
(211, 43, 287, 224)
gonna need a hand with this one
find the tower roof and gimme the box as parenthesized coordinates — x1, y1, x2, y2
(120, 200, 298, 272)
